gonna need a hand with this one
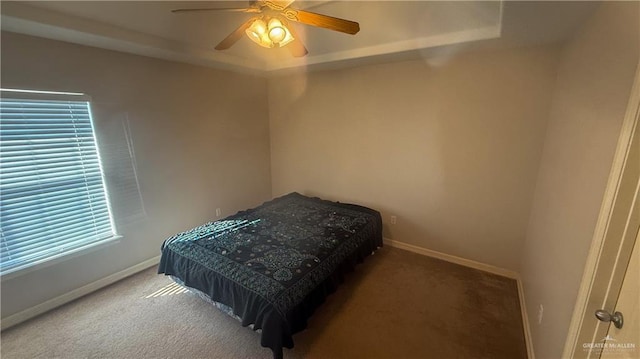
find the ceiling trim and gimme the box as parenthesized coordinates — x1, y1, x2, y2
(1, 2, 268, 74)
(266, 24, 502, 72)
(1, 1, 505, 75)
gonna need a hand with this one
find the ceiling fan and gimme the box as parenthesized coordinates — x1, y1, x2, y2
(172, 0, 360, 57)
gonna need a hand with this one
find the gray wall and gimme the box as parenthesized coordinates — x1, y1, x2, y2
(520, 2, 640, 358)
(0, 32, 272, 318)
(268, 45, 560, 271)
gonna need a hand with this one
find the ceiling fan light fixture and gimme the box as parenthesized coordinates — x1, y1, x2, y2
(175, 1, 360, 57)
(246, 18, 269, 47)
(267, 18, 286, 43)
(274, 23, 294, 47)
(268, 26, 286, 43)
(245, 16, 294, 48)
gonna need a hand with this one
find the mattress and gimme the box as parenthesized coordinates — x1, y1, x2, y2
(157, 192, 383, 358)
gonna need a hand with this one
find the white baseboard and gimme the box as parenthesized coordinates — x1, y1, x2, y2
(383, 237, 519, 278)
(382, 238, 534, 358)
(516, 277, 536, 359)
(1, 255, 161, 331)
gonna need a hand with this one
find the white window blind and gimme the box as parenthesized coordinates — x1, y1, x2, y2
(98, 113, 146, 226)
(0, 91, 117, 275)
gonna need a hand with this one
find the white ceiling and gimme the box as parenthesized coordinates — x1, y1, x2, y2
(1, 1, 599, 74)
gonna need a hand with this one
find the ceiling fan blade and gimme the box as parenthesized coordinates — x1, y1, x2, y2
(259, 0, 296, 11)
(171, 8, 260, 14)
(215, 18, 255, 50)
(288, 39, 308, 57)
(285, 24, 308, 57)
(283, 9, 359, 35)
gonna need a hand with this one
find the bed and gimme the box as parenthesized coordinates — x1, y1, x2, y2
(157, 192, 383, 358)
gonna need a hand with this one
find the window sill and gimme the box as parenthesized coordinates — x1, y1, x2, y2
(1, 236, 123, 282)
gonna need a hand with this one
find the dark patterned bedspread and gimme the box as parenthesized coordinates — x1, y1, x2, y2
(158, 192, 383, 358)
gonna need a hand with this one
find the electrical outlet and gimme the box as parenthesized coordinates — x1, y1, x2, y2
(538, 304, 544, 324)
(390, 215, 397, 225)
(216, 208, 222, 217)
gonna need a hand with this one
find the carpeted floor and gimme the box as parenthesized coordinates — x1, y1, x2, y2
(1, 247, 527, 359)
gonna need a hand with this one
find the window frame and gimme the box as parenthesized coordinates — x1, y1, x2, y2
(0, 88, 121, 278)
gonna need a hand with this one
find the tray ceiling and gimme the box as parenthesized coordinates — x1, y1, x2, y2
(1, 1, 599, 74)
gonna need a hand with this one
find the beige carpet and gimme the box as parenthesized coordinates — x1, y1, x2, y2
(1, 247, 527, 359)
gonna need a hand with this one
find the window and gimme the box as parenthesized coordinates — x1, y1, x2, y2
(0, 89, 117, 275)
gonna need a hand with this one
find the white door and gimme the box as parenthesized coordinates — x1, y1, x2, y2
(599, 229, 639, 359)
(563, 64, 640, 358)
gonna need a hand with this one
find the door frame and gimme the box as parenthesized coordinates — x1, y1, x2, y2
(562, 62, 640, 358)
